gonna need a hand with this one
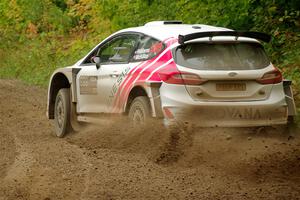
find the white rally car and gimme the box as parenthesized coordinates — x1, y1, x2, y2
(47, 21, 296, 137)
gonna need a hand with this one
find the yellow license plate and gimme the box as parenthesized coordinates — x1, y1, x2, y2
(216, 83, 246, 91)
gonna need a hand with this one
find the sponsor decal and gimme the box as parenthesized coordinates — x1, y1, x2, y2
(79, 76, 97, 95)
(150, 42, 163, 54)
(215, 108, 262, 119)
(133, 42, 164, 60)
(133, 48, 151, 60)
(107, 66, 131, 105)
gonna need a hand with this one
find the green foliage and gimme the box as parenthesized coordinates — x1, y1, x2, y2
(0, 0, 72, 34)
(0, 0, 299, 106)
(0, 34, 95, 86)
(51, 0, 68, 11)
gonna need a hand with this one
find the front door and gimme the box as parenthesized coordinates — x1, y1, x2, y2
(76, 34, 140, 113)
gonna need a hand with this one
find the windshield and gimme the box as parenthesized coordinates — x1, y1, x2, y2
(175, 42, 270, 70)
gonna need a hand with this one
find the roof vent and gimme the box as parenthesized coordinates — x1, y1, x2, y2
(145, 21, 183, 26)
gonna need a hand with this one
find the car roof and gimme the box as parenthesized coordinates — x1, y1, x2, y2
(115, 21, 259, 43)
(117, 24, 230, 40)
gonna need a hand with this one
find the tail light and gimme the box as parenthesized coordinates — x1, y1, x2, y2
(158, 68, 207, 85)
(256, 68, 282, 84)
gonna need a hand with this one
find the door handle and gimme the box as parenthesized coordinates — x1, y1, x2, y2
(110, 74, 119, 78)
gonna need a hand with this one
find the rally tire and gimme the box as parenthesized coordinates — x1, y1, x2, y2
(128, 96, 152, 126)
(54, 88, 72, 137)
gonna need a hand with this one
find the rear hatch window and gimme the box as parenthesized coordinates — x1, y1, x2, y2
(175, 42, 270, 70)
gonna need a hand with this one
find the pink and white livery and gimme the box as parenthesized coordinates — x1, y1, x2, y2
(47, 21, 296, 137)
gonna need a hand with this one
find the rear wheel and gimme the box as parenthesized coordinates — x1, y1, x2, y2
(128, 96, 152, 126)
(54, 88, 72, 137)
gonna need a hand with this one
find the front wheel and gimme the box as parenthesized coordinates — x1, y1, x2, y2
(54, 88, 72, 137)
(128, 96, 152, 126)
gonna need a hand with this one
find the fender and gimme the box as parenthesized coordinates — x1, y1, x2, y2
(47, 67, 80, 119)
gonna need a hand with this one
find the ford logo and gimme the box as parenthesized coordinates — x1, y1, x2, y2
(228, 72, 238, 77)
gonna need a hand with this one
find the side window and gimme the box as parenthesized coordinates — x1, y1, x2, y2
(98, 35, 139, 64)
(132, 36, 164, 61)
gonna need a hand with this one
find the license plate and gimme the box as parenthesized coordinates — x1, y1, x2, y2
(216, 83, 246, 91)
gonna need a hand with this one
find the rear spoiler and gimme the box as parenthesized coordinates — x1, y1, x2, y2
(178, 31, 271, 44)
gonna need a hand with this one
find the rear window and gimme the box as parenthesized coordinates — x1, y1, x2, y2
(175, 42, 270, 70)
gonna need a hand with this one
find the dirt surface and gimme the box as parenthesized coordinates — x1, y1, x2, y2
(0, 79, 300, 200)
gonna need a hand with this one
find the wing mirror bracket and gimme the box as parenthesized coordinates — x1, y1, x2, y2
(92, 56, 101, 69)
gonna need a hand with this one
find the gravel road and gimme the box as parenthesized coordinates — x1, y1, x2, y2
(0, 79, 299, 200)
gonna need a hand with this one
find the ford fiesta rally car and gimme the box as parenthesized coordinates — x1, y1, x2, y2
(47, 21, 296, 137)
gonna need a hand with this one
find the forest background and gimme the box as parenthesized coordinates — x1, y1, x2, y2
(0, 0, 299, 107)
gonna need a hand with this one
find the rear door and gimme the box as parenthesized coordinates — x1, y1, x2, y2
(174, 42, 275, 102)
(76, 34, 140, 113)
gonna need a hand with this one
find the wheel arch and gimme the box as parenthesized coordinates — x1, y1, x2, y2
(125, 85, 148, 114)
(124, 82, 164, 118)
(47, 71, 72, 119)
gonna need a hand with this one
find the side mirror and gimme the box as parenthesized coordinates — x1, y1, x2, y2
(92, 56, 101, 69)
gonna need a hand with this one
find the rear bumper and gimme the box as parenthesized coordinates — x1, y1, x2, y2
(160, 83, 288, 127)
(163, 105, 287, 127)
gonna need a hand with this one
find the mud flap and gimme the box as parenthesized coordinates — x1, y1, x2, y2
(71, 68, 81, 103)
(146, 82, 164, 118)
(283, 79, 296, 117)
(69, 85, 84, 132)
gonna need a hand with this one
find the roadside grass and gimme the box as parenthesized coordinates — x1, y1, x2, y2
(0, 34, 97, 86)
